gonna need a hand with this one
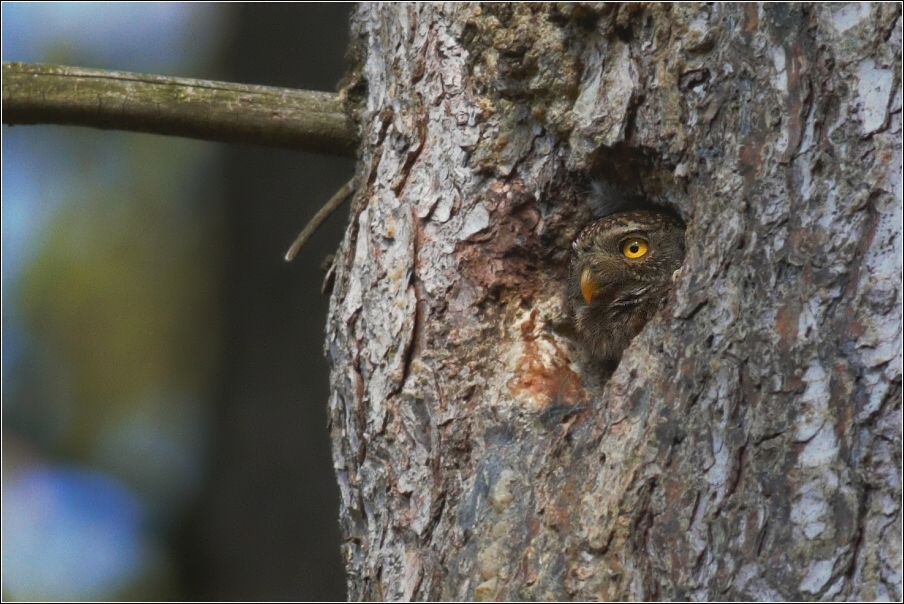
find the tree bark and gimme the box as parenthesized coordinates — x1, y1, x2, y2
(327, 3, 901, 601)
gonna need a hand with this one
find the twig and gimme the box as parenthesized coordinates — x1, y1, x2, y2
(285, 179, 356, 261)
(2, 62, 358, 157)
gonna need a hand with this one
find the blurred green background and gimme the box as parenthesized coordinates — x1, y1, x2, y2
(2, 4, 353, 600)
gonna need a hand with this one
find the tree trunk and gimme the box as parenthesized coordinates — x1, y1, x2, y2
(326, 4, 902, 601)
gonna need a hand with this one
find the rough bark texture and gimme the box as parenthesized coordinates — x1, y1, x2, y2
(326, 4, 901, 601)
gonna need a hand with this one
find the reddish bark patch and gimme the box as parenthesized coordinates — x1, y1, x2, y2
(775, 300, 800, 349)
(509, 357, 583, 410)
(789, 227, 821, 260)
(781, 42, 808, 162)
(743, 3, 759, 32)
(544, 476, 576, 532)
(738, 142, 763, 172)
(658, 476, 693, 579)
(844, 318, 866, 340)
(456, 180, 544, 302)
(831, 365, 854, 437)
(508, 310, 585, 410)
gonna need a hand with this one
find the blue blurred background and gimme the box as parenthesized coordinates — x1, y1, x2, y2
(2, 4, 353, 600)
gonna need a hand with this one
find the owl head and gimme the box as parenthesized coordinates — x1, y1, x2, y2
(568, 210, 686, 363)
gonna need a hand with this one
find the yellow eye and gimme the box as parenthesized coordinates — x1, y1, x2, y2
(621, 238, 648, 259)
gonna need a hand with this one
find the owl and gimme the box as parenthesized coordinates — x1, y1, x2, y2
(568, 210, 686, 363)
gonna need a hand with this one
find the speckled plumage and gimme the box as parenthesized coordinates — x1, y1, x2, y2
(568, 210, 686, 362)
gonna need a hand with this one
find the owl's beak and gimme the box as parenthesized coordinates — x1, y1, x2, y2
(580, 267, 599, 303)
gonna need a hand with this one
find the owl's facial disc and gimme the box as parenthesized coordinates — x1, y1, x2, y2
(580, 267, 599, 303)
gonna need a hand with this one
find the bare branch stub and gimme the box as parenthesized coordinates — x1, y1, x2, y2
(2, 62, 358, 157)
(285, 179, 356, 262)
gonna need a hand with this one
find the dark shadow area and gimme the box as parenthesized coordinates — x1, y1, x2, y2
(173, 5, 354, 600)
